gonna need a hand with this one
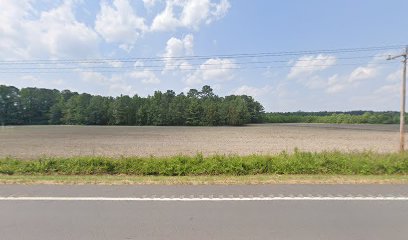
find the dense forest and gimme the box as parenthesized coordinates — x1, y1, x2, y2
(0, 84, 402, 126)
(0, 85, 264, 126)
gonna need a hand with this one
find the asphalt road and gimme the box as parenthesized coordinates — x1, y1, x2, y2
(1, 184, 408, 240)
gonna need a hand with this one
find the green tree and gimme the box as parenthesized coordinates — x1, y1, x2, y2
(168, 93, 187, 125)
(0, 85, 22, 125)
(86, 96, 112, 125)
(221, 96, 250, 126)
(110, 95, 135, 125)
(20, 87, 59, 124)
(186, 98, 202, 126)
(62, 93, 92, 124)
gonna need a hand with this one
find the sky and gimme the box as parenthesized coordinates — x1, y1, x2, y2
(1, 0, 408, 112)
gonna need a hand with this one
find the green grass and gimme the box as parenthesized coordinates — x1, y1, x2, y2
(2, 150, 408, 176)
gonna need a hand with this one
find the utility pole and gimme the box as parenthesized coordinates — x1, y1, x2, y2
(387, 46, 408, 152)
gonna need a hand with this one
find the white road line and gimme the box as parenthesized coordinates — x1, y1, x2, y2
(0, 196, 408, 201)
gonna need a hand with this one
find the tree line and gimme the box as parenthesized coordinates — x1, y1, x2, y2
(0, 85, 264, 126)
(263, 111, 401, 124)
(1, 84, 401, 126)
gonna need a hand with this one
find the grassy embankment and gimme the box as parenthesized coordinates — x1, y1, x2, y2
(1, 150, 408, 184)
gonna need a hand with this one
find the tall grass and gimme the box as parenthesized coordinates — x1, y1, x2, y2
(1, 151, 408, 176)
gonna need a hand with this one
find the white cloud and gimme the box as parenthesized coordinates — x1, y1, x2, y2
(179, 62, 193, 70)
(0, 74, 67, 90)
(200, 58, 236, 80)
(185, 58, 237, 85)
(95, 0, 147, 51)
(143, 0, 158, 9)
(20, 75, 43, 84)
(348, 65, 378, 83)
(162, 34, 194, 71)
(150, 2, 181, 31)
(80, 71, 110, 84)
(51, 79, 65, 86)
(0, 1, 34, 59)
(350, 81, 400, 110)
(325, 68, 374, 95)
(386, 69, 401, 82)
(0, 1, 99, 60)
(107, 60, 124, 68)
(302, 76, 327, 90)
(180, 0, 211, 29)
(232, 85, 272, 97)
(151, 0, 230, 31)
(108, 83, 133, 95)
(79, 71, 135, 96)
(134, 60, 145, 67)
(207, 0, 230, 23)
(130, 70, 161, 84)
(165, 34, 194, 57)
(273, 81, 290, 98)
(374, 83, 399, 95)
(288, 54, 336, 79)
(324, 63, 380, 94)
(326, 74, 346, 94)
(315, 53, 384, 94)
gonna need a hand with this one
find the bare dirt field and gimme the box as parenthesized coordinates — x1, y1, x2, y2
(0, 124, 405, 159)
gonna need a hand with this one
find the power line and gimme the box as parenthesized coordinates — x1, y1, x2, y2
(0, 44, 403, 64)
(0, 54, 388, 69)
(0, 57, 391, 70)
(0, 44, 401, 74)
(0, 62, 397, 74)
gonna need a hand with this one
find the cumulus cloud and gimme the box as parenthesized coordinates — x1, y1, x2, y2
(95, 0, 147, 51)
(325, 63, 380, 94)
(185, 58, 237, 85)
(80, 71, 109, 84)
(162, 34, 194, 71)
(80, 71, 135, 96)
(326, 74, 346, 94)
(301, 76, 327, 90)
(130, 70, 161, 84)
(143, 0, 158, 9)
(1, 0, 231, 59)
(0, 74, 68, 91)
(232, 85, 272, 97)
(150, 2, 180, 31)
(207, 0, 231, 23)
(350, 81, 400, 110)
(374, 83, 399, 95)
(386, 69, 401, 82)
(106, 60, 124, 68)
(0, 0, 99, 60)
(348, 65, 378, 83)
(288, 53, 382, 95)
(288, 54, 336, 79)
(151, 0, 231, 31)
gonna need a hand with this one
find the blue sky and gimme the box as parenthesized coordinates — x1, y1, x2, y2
(0, 0, 407, 111)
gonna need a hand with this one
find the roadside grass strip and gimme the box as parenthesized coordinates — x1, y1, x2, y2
(2, 150, 408, 176)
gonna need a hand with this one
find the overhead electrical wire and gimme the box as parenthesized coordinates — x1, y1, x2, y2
(0, 62, 398, 74)
(0, 44, 403, 63)
(0, 56, 393, 70)
(0, 44, 403, 74)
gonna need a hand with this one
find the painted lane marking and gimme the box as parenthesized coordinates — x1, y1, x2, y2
(0, 196, 408, 201)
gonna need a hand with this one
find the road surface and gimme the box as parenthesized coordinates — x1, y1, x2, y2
(1, 184, 408, 240)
